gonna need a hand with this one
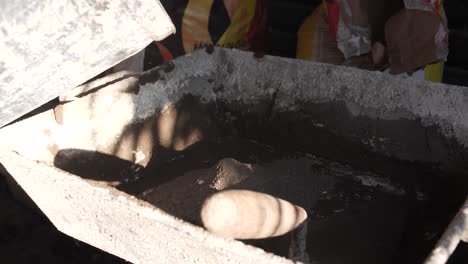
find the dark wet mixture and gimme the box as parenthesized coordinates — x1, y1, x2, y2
(53, 134, 466, 263)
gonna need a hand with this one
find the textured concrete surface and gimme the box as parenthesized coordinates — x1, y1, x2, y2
(0, 0, 175, 127)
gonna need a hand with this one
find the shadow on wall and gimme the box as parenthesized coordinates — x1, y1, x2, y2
(55, 90, 219, 181)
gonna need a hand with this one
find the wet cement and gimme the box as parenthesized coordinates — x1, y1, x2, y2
(127, 137, 408, 263)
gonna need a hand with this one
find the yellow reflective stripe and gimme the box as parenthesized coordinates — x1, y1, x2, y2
(424, 61, 444, 83)
(297, 4, 322, 60)
(217, 0, 256, 47)
(182, 0, 214, 52)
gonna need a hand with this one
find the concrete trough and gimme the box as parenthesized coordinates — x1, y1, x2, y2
(0, 48, 467, 263)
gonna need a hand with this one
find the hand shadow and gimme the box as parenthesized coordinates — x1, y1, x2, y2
(54, 149, 144, 187)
